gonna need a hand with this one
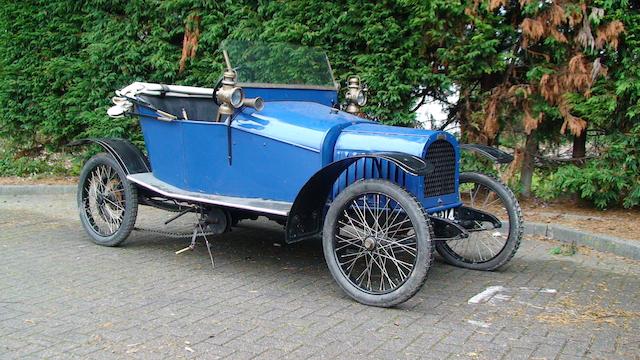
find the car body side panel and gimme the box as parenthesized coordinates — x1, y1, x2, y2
(179, 122, 227, 193)
(176, 120, 321, 202)
(139, 107, 186, 188)
(138, 100, 361, 202)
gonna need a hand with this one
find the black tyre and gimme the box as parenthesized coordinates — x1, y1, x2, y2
(323, 179, 433, 307)
(77, 153, 138, 246)
(435, 172, 523, 270)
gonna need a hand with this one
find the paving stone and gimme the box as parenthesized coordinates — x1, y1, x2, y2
(562, 339, 591, 356)
(532, 343, 565, 360)
(505, 346, 536, 359)
(1, 193, 639, 359)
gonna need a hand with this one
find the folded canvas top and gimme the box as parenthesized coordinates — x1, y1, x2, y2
(115, 82, 219, 121)
(117, 82, 215, 99)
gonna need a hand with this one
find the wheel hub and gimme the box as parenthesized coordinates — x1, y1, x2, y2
(363, 236, 377, 251)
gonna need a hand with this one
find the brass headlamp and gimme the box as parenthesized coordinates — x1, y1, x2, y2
(216, 68, 244, 117)
(215, 50, 264, 122)
(344, 75, 367, 114)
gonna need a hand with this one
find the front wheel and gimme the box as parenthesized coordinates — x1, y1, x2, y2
(323, 179, 433, 307)
(77, 153, 138, 246)
(435, 172, 523, 270)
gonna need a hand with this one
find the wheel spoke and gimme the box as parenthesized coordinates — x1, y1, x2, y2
(81, 163, 127, 237)
(336, 241, 364, 252)
(333, 191, 419, 295)
(383, 217, 412, 239)
(379, 239, 417, 257)
(346, 256, 366, 278)
(363, 198, 379, 235)
(337, 221, 364, 240)
(355, 255, 370, 287)
(339, 250, 367, 265)
(352, 198, 372, 235)
(103, 197, 125, 212)
(481, 186, 493, 209)
(443, 177, 514, 264)
(342, 210, 367, 230)
(378, 246, 410, 280)
(336, 236, 367, 252)
(381, 203, 402, 237)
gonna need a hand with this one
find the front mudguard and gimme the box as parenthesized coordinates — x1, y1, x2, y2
(285, 152, 433, 243)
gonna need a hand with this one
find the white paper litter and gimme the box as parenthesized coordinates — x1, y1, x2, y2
(467, 286, 506, 304)
(466, 320, 491, 328)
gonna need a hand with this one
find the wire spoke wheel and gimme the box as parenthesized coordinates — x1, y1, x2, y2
(436, 172, 523, 271)
(78, 153, 138, 246)
(335, 193, 417, 294)
(83, 164, 126, 236)
(450, 180, 509, 262)
(323, 179, 433, 307)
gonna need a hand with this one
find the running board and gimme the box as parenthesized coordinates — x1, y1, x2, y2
(127, 173, 291, 217)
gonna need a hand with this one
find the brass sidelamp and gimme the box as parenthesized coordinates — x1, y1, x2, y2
(344, 75, 367, 114)
(215, 50, 263, 122)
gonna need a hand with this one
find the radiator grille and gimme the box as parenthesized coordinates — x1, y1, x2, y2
(424, 139, 456, 197)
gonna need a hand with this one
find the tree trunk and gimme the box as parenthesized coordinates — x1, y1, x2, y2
(572, 131, 587, 165)
(520, 132, 538, 198)
(457, 88, 472, 143)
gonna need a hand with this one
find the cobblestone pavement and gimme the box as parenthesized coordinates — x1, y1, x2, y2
(1, 194, 639, 359)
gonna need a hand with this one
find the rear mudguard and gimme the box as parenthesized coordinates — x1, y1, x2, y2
(460, 144, 513, 164)
(67, 138, 150, 175)
(285, 152, 433, 243)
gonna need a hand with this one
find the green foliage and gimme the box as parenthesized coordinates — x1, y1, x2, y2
(0, 156, 51, 177)
(0, 0, 638, 210)
(0, 149, 73, 176)
(0, 0, 225, 152)
(592, 0, 640, 128)
(0, 0, 465, 150)
(460, 151, 498, 176)
(539, 125, 640, 209)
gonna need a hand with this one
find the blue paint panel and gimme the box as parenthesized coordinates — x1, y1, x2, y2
(173, 120, 320, 201)
(137, 99, 365, 202)
(241, 87, 337, 107)
(179, 122, 228, 193)
(138, 107, 186, 188)
(336, 122, 441, 155)
(233, 101, 370, 156)
(227, 128, 320, 201)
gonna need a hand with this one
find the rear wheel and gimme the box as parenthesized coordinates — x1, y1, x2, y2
(77, 153, 138, 246)
(435, 172, 523, 270)
(323, 179, 433, 307)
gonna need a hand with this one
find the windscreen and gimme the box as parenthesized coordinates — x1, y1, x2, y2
(221, 40, 336, 88)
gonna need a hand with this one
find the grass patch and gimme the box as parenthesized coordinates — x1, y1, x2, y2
(549, 242, 577, 256)
(0, 142, 78, 177)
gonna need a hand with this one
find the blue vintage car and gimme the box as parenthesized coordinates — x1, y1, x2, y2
(73, 41, 522, 307)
